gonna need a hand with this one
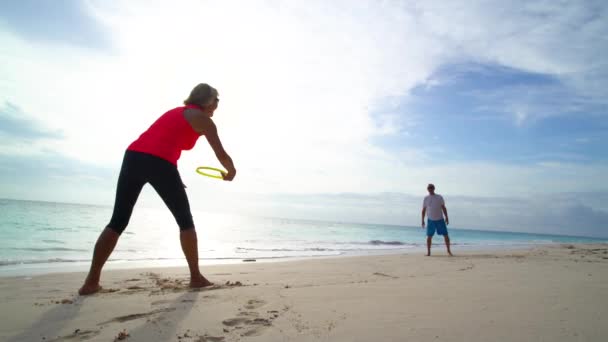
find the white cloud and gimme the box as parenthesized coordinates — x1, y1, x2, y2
(414, 0, 608, 124)
(0, 0, 606, 203)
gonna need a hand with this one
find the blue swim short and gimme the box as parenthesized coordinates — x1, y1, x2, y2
(426, 219, 448, 237)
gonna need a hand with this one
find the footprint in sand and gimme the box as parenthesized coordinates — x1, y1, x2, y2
(98, 307, 176, 325)
(241, 320, 272, 337)
(118, 285, 148, 294)
(125, 285, 146, 290)
(220, 299, 276, 337)
(99, 288, 121, 294)
(151, 299, 173, 306)
(47, 328, 100, 341)
(222, 317, 251, 327)
(222, 316, 272, 337)
(244, 299, 266, 310)
(52, 298, 75, 305)
(198, 335, 225, 342)
(238, 311, 260, 317)
(372, 272, 398, 279)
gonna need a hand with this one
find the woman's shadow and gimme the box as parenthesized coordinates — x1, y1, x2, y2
(121, 289, 201, 341)
(7, 289, 202, 342)
(7, 295, 86, 342)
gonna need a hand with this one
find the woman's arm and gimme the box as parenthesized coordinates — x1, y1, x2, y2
(193, 115, 236, 181)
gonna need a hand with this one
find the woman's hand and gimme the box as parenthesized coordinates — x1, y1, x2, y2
(222, 169, 236, 181)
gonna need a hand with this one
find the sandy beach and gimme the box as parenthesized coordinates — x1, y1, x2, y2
(1, 244, 607, 342)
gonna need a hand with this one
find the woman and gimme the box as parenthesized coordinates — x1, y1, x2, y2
(79, 83, 236, 295)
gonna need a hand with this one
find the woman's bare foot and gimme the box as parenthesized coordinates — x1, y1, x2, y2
(78, 283, 102, 295)
(189, 274, 213, 288)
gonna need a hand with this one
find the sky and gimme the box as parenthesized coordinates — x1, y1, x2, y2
(0, 0, 607, 237)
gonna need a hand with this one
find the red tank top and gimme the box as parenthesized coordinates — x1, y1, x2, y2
(127, 105, 201, 165)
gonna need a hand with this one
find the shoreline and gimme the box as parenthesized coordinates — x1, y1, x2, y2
(0, 242, 589, 278)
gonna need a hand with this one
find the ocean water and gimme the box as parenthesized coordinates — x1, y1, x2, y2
(1, 199, 605, 276)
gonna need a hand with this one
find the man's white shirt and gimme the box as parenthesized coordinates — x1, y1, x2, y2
(423, 194, 445, 221)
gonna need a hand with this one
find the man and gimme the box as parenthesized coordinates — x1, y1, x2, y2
(421, 183, 452, 256)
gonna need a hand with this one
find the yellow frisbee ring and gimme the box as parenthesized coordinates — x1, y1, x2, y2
(196, 166, 227, 179)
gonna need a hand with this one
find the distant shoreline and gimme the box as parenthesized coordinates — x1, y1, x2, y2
(2, 242, 606, 278)
(1, 198, 605, 240)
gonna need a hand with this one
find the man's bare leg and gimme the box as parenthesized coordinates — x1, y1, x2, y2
(180, 228, 213, 288)
(444, 235, 453, 256)
(426, 236, 432, 256)
(79, 227, 120, 295)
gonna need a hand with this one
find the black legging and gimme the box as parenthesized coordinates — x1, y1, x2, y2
(107, 150, 194, 234)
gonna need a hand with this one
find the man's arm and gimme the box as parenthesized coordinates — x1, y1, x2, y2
(441, 205, 449, 225)
(421, 207, 426, 228)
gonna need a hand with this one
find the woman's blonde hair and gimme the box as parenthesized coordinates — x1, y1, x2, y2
(184, 83, 218, 107)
